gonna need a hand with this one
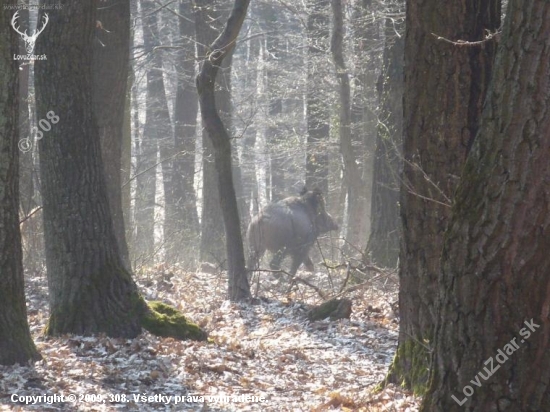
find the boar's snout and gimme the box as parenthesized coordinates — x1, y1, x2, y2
(317, 211, 339, 234)
(327, 214, 339, 231)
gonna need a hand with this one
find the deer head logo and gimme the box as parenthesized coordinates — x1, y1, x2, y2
(11, 11, 49, 54)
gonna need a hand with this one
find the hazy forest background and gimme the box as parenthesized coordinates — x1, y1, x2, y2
(17, 0, 400, 283)
(2, 0, 550, 410)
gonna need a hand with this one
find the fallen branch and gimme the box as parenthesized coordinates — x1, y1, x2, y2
(431, 28, 501, 47)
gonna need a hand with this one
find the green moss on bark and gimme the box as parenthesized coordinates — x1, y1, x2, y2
(382, 338, 431, 396)
(141, 301, 207, 341)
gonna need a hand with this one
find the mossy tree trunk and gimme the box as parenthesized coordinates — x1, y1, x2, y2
(196, 0, 251, 301)
(35, 0, 144, 338)
(388, 0, 500, 393)
(422, 1, 550, 410)
(0, 0, 41, 365)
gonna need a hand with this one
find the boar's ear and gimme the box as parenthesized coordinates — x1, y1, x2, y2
(299, 186, 308, 196)
(304, 188, 325, 212)
(314, 190, 326, 212)
(310, 187, 322, 196)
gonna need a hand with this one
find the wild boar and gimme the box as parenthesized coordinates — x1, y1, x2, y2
(246, 188, 338, 276)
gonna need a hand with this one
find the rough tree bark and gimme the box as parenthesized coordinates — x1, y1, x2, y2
(121, 68, 133, 252)
(35, 0, 144, 337)
(422, 1, 550, 410)
(0, 1, 40, 365)
(388, 0, 500, 392)
(93, 0, 131, 269)
(196, 0, 251, 301)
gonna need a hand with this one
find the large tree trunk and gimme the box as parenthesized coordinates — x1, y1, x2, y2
(305, 0, 330, 194)
(121, 68, 133, 253)
(422, 1, 550, 410)
(366, 0, 404, 268)
(169, 0, 200, 264)
(196, 0, 251, 301)
(93, 0, 131, 269)
(35, 1, 143, 337)
(388, 0, 500, 392)
(0, 2, 40, 365)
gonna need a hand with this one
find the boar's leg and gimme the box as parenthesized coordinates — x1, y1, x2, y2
(269, 248, 287, 271)
(246, 217, 266, 273)
(302, 255, 315, 272)
(269, 249, 315, 274)
(289, 246, 311, 277)
(247, 251, 259, 273)
(246, 243, 265, 273)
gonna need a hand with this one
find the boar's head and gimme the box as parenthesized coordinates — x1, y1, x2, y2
(300, 187, 339, 234)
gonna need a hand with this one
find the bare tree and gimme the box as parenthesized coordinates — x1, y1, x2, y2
(196, 0, 251, 301)
(195, 0, 230, 265)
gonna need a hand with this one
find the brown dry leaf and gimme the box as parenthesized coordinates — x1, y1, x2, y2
(0, 265, 417, 411)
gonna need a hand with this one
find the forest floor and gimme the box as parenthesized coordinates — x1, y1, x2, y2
(1, 262, 420, 411)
